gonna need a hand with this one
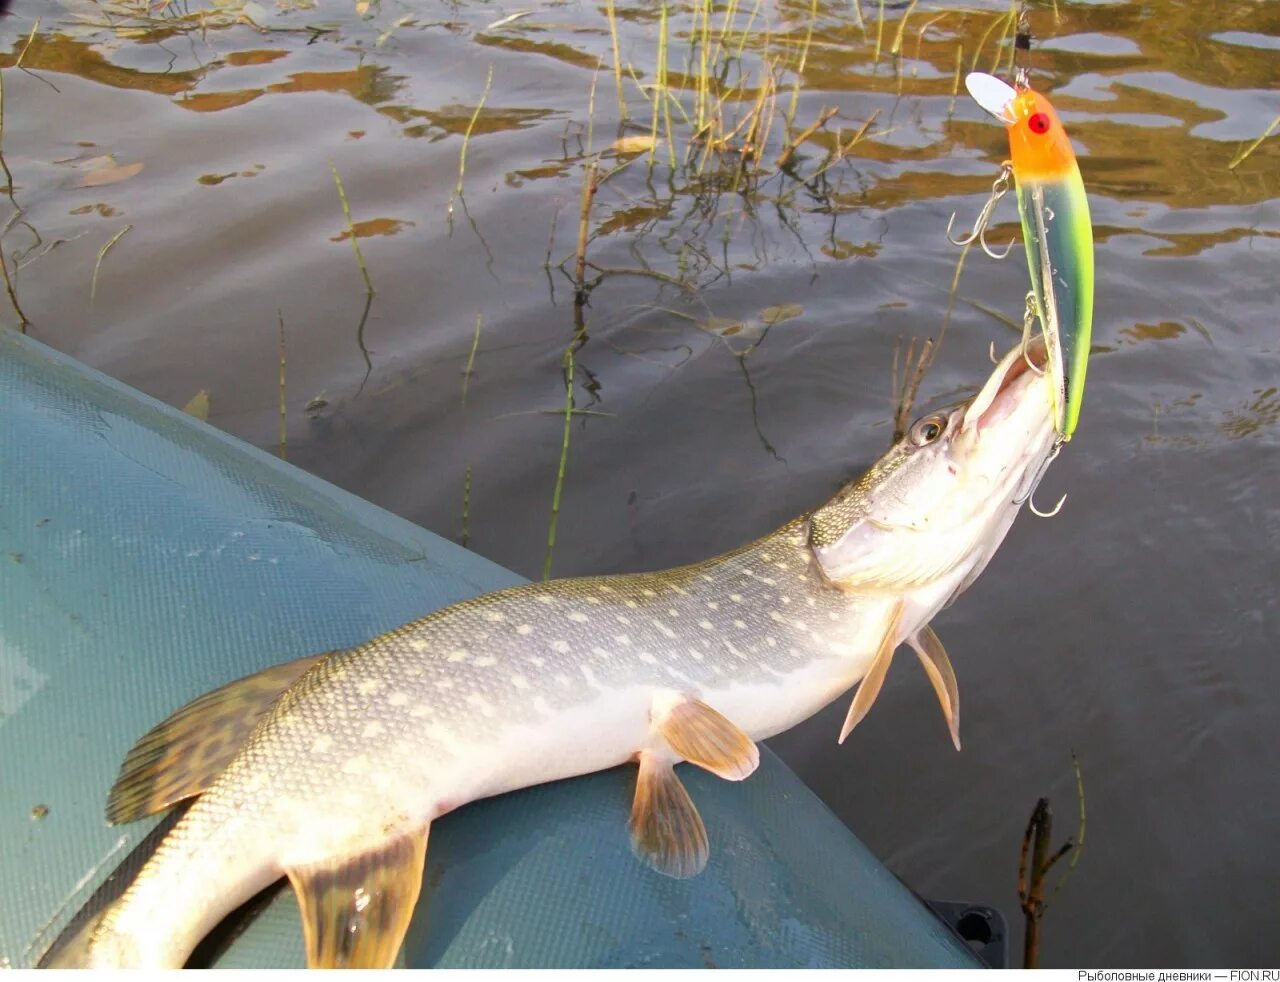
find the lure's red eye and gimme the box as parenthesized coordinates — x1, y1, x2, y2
(1027, 112, 1051, 135)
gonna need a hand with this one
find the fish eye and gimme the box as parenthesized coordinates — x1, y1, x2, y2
(1027, 112, 1051, 135)
(908, 414, 947, 447)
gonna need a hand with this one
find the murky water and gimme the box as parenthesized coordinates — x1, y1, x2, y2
(3, 0, 1278, 967)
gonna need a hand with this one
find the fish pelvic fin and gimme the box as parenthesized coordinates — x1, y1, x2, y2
(284, 826, 429, 969)
(629, 751, 709, 879)
(655, 694, 759, 782)
(838, 599, 905, 744)
(106, 653, 330, 824)
(909, 625, 961, 751)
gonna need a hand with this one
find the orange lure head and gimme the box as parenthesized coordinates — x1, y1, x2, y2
(1004, 88, 1078, 183)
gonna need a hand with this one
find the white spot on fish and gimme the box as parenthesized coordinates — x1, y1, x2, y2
(568, 611, 589, 624)
(733, 619, 747, 629)
(806, 596, 816, 608)
(447, 649, 469, 662)
(409, 639, 428, 653)
(616, 614, 631, 626)
(769, 611, 785, 623)
(793, 620, 808, 631)
(663, 665, 687, 681)
(388, 692, 410, 707)
(641, 588, 657, 598)
(707, 601, 720, 611)
(516, 624, 534, 635)
(357, 679, 384, 696)
(760, 552, 773, 561)
(592, 646, 610, 658)
(484, 611, 507, 623)
(466, 693, 495, 717)
(688, 648, 704, 662)
(729, 593, 744, 603)
(699, 619, 714, 630)
(586, 596, 603, 605)
(624, 599, 639, 609)
(639, 651, 658, 664)
(667, 609, 680, 618)
(473, 655, 498, 668)
(598, 583, 615, 594)
(361, 721, 386, 739)
(434, 679, 455, 690)
(758, 576, 777, 585)
(653, 620, 677, 640)
(766, 636, 777, 647)
(615, 634, 632, 646)
(700, 574, 714, 583)
(531, 655, 549, 666)
(411, 704, 432, 718)
(723, 639, 749, 660)
(774, 562, 790, 571)
(549, 641, 570, 655)
(310, 735, 334, 754)
(780, 596, 792, 605)
(342, 754, 370, 776)
(510, 674, 531, 690)
(537, 594, 555, 604)
(581, 665, 600, 686)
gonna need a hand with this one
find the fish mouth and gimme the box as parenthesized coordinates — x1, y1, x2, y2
(963, 337, 1050, 434)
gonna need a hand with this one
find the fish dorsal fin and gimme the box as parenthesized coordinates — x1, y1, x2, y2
(105, 653, 328, 824)
(629, 751, 709, 879)
(838, 599, 905, 744)
(909, 625, 962, 751)
(656, 695, 759, 782)
(284, 827, 429, 969)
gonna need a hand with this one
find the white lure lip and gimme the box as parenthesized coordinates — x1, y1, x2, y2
(965, 72, 1018, 123)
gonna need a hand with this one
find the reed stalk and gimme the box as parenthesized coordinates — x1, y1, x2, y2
(329, 162, 375, 296)
(277, 309, 287, 459)
(91, 224, 133, 303)
(450, 64, 493, 219)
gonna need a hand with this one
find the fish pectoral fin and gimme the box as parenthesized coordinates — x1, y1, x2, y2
(655, 694, 759, 781)
(106, 652, 331, 825)
(629, 751, 709, 879)
(909, 624, 962, 751)
(838, 599, 905, 744)
(284, 825, 430, 969)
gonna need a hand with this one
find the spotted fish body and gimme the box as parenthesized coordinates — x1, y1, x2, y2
(52, 340, 1059, 969)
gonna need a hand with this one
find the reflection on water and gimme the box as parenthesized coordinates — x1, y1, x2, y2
(2, 0, 1279, 968)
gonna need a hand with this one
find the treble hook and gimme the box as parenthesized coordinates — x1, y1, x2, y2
(1016, 439, 1067, 518)
(1020, 291, 1045, 375)
(947, 162, 1016, 259)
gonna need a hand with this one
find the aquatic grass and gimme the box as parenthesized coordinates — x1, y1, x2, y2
(604, 0, 629, 123)
(461, 312, 482, 408)
(1228, 112, 1280, 170)
(1017, 754, 1087, 968)
(276, 309, 288, 459)
(90, 223, 132, 303)
(329, 162, 375, 296)
(449, 64, 494, 221)
(460, 465, 473, 549)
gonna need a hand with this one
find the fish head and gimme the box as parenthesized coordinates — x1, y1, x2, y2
(807, 339, 1057, 593)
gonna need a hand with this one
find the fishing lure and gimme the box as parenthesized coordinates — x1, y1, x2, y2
(965, 72, 1094, 440)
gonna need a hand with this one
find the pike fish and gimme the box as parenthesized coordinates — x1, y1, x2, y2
(47, 338, 1059, 969)
(966, 71, 1095, 440)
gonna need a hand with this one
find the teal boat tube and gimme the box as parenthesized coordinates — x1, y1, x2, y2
(0, 329, 987, 969)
